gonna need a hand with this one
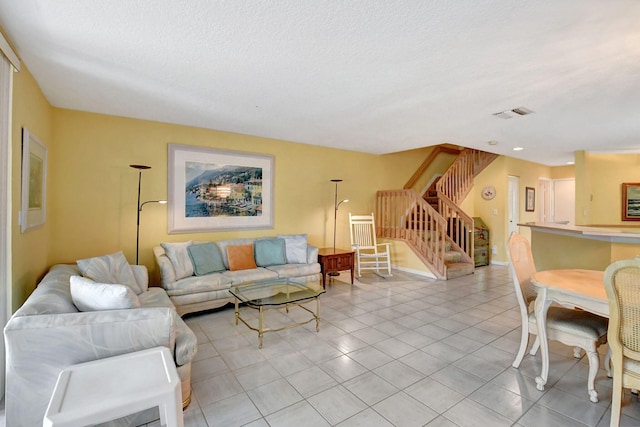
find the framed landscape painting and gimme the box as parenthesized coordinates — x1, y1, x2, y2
(622, 183, 640, 221)
(168, 144, 274, 233)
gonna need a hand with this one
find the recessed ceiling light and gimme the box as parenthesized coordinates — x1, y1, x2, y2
(488, 140, 498, 146)
(566, 161, 575, 165)
(513, 147, 524, 151)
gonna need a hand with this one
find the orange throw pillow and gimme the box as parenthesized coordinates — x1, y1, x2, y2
(226, 244, 258, 271)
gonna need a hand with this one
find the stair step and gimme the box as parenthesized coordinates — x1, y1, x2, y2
(444, 250, 462, 263)
(446, 262, 474, 279)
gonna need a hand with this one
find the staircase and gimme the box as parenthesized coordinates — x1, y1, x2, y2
(377, 147, 498, 280)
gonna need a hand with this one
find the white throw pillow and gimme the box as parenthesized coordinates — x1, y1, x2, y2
(76, 250, 143, 294)
(161, 241, 194, 280)
(277, 234, 308, 264)
(70, 276, 141, 312)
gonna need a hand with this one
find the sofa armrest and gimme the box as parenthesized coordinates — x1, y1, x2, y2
(4, 307, 175, 427)
(154, 245, 177, 286)
(307, 244, 319, 264)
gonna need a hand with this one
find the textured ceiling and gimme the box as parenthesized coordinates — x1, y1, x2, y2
(1, 1, 640, 166)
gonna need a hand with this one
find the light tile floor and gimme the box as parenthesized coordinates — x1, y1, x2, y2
(168, 265, 640, 427)
(9, 265, 640, 427)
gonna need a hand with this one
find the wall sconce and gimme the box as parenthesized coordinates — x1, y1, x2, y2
(130, 164, 166, 265)
(331, 179, 349, 253)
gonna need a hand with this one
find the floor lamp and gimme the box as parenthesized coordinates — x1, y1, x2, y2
(331, 179, 349, 255)
(130, 164, 166, 265)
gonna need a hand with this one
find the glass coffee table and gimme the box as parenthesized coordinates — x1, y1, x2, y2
(229, 279, 325, 348)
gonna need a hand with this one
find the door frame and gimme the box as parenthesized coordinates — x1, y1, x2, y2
(508, 176, 520, 238)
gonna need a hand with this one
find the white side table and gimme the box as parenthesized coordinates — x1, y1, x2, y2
(43, 347, 183, 427)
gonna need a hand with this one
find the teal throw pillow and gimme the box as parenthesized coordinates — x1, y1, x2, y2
(254, 238, 287, 267)
(187, 242, 226, 276)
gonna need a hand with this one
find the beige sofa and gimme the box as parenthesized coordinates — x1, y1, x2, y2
(4, 261, 197, 427)
(154, 235, 321, 316)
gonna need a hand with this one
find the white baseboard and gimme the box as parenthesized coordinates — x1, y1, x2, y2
(392, 265, 437, 280)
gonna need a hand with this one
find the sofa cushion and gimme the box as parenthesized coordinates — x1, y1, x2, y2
(77, 250, 143, 294)
(215, 238, 256, 269)
(187, 242, 226, 275)
(254, 237, 287, 267)
(277, 234, 308, 264)
(266, 263, 321, 278)
(161, 241, 194, 280)
(227, 244, 258, 271)
(163, 273, 232, 295)
(70, 276, 141, 311)
(222, 267, 279, 284)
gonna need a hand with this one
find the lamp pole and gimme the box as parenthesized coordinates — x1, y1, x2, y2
(130, 164, 151, 265)
(331, 179, 349, 252)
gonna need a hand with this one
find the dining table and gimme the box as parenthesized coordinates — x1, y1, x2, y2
(530, 268, 608, 402)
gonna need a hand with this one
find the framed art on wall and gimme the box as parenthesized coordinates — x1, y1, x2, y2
(20, 128, 47, 233)
(168, 144, 274, 233)
(525, 187, 535, 212)
(622, 182, 640, 221)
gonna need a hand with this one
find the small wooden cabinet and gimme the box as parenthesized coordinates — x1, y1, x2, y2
(473, 217, 490, 267)
(318, 248, 354, 288)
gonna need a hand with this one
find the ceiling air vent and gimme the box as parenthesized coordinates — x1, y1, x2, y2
(492, 111, 514, 119)
(492, 106, 534, 119)
(511, 107, 534, 116)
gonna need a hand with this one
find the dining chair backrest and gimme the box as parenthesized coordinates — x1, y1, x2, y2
(507, 231, 538, 307)
(604, 257, 640, 426)
(604, 258, 640, 354)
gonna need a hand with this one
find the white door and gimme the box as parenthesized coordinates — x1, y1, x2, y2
(508, 176, 520, 237)
(538, 179, 552, 223)
(553, 179, 575, 225)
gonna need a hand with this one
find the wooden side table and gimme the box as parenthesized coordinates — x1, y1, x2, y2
(318, 248, 354, 288)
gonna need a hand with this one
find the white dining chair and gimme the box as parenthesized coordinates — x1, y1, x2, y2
(508, 231, 609, 402)
(604, 258, 640, 426)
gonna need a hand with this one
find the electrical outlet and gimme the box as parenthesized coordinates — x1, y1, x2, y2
(492, 209, 498, 215)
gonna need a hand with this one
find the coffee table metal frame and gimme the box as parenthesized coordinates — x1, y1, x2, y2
(229, 279, 325, 348)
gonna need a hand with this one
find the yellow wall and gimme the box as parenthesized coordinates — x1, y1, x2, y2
(471, 157, 553, 263)
(575, 151, 640, 225)
(11, 66, 53, 310)
(48, 110, 432, 286)
(11, 59, 640, 311)
(531, 231, 640, 271)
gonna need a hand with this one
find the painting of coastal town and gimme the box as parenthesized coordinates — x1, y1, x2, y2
(168, 144, 273, 233)
(185, 161, 262, 218)
(622, 183, 640, 221)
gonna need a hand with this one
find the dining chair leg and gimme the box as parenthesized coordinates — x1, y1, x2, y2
(605, 348, 612, 378)
(512, 329, 530, 368)
(586, 348, 600, 403)
(610, 373, 623, 427)
(529, 336, 540, 356)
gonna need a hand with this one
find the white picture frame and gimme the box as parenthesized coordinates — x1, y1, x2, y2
(168, 144, 274, 233)
(20, 128, 47, 233)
